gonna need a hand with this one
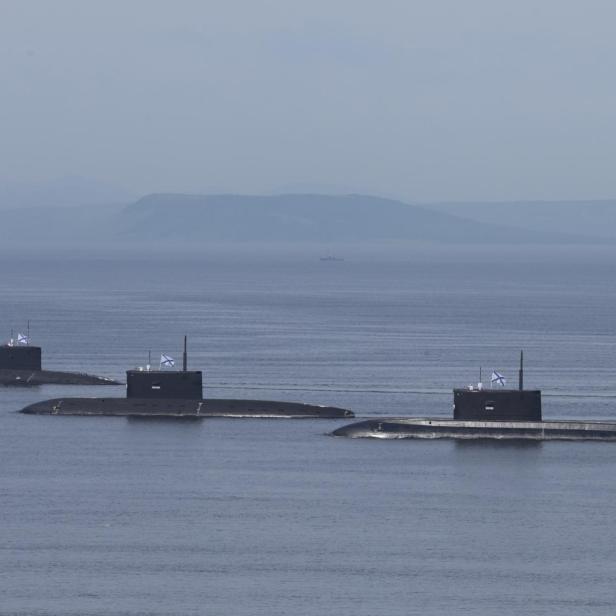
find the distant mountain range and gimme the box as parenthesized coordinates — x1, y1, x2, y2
(0, 192, 612, 248)
(430, 200, 616, 240)
(121, 193, 572, 244)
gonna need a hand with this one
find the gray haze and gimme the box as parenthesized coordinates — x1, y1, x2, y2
(2, 1, 616, 203)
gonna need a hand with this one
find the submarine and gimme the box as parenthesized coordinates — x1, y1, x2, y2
(333, 352, 616, 441)
(1, 332, 118, 386)
(20, 337, 354, 419)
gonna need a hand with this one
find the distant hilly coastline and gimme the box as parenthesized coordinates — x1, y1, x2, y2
(429, 200, 616, 240)
(0, 192, 611, 249)
(121, 193, 560, 243)
(112, 193, 605, 245)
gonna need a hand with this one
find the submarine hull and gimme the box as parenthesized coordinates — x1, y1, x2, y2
(20, 397, 354, 419)
(1, 369, 119, 386)
(332, 417, 616, 441)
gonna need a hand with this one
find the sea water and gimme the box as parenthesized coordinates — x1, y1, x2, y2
(1, 246, 615, 615)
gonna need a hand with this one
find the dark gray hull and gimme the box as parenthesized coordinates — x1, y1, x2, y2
(1, 369, 120, 386)
(332, 417, 616, 441)
(20, 397, 354, 419)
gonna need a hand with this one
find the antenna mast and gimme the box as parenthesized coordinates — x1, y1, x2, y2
(183, 335, 187, 372)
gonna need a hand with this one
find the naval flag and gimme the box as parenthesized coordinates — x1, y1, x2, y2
(160, 353, 175, 368)
(17, 333, 29, 345)
(491, 371, 506, 387)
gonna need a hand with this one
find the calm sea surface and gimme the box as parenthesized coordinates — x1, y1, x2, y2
(1, 247, 616, 615)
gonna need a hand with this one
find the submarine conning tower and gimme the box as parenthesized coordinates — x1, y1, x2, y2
(0, 344, 42, 371)
(453, 351, 542, 422)
(126, 336, 203, 400)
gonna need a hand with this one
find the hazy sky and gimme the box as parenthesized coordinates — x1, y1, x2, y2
(1, 0, 615, 202)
